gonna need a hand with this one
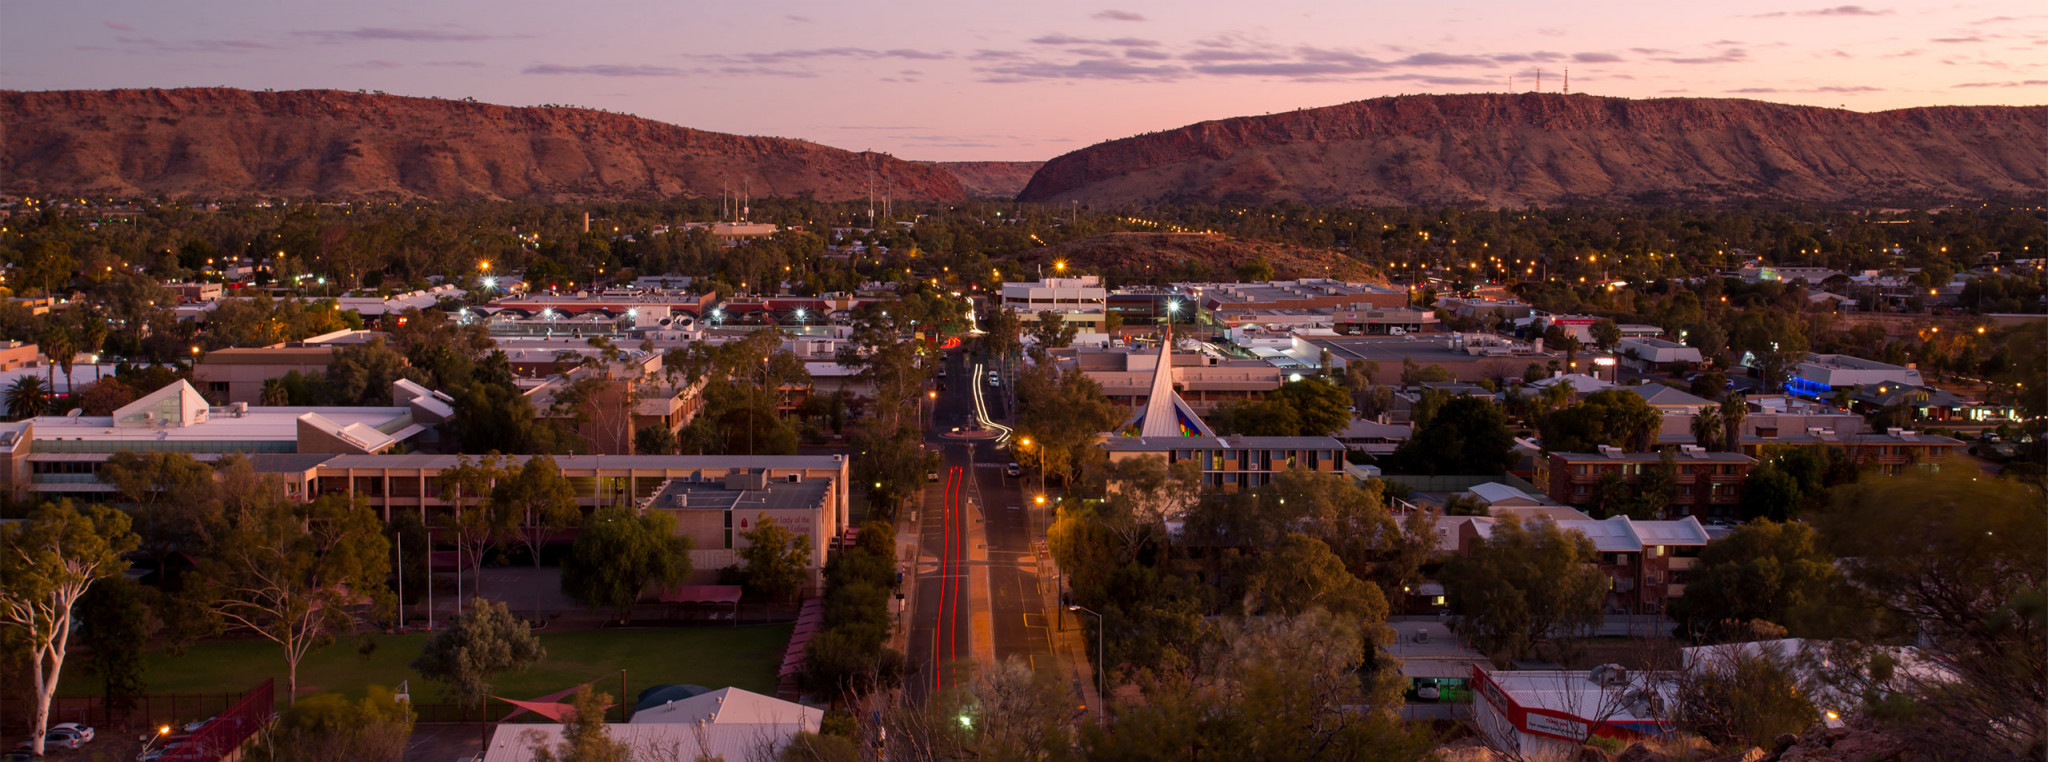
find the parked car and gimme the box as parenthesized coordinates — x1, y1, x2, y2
(1005, 463, 1022, 477)
(927, 471, 940, 482)
(988, 377, 1001, 387)
(15, 723, 94, 751)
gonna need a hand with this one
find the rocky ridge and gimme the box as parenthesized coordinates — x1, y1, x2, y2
(1018, 93, 2048, 208)
(1, 88, 966, 203)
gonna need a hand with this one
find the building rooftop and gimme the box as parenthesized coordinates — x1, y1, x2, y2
(1468, 482, 1541, 505)
(1480, 669, 1666, 725)
(197, 346, 338, 364)
(1548, 447, 1754, 463)
(647, 474, 831, 512)
(1620, 337, 1690, 350)
(1623, 385, 1716, 408)
(1192, 279, 1402, 305)
(1748, 430, 1963, 447)
(1102, 435, 1345, 451)
(1801, 353, 1911, 372)
(311, 453, 848, 470)
(1311, 335, 1557, 368)
(628, 686, 821, 727)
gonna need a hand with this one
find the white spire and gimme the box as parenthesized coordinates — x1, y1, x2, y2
(1126, 317, 1213, 438)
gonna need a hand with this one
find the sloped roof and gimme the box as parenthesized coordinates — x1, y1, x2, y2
(1624, 385, 1716, 408)
(627, 687, 821, 728)
(1556, 516, 1644, 552)
(1124, 328, 1214, 438)
(1526, 373, 1614, 392)
(112, 380, 210, 428)
(1467, 482, 1539, 506)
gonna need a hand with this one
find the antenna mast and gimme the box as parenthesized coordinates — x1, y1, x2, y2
(1536, 69, 1542, 92)
(1564, 67, 1570, 95)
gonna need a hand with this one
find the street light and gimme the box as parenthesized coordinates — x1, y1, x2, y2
(139, 725, 172, 758)
(1068, 604, 1106, 721)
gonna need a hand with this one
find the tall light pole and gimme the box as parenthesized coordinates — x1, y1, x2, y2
(1068, 604, 1105, 722)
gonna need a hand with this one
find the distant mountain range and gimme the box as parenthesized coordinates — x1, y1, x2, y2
(0, 88, 966, 202)
(7, 89, 2042, 208)
(1017, 93, 2048, 208)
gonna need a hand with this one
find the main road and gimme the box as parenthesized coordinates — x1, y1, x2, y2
(904, 349, 1064, 704)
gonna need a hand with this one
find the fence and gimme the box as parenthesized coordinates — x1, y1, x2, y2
(156, 679, 274, 762)
(1, 689, 247, 737)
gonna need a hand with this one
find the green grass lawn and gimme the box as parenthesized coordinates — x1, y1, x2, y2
(74, 625, 793, 710)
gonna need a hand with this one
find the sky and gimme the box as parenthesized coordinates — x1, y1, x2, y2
(3, 0, 2045, 161)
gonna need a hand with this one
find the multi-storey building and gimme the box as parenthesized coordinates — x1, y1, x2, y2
(1738, 428, 1964, 476)
(264, 453, 850, 585)
(1536, 446, 1756, 518)
(1096, 326, 1345, 492)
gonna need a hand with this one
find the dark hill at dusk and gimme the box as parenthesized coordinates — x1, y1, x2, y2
(1018, 93, 2048, 208)
(1, 88, 967, 203)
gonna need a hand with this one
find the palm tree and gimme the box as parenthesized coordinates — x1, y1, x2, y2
(1719, 396, 1748, 453)
(39, 326, 77, 399)
(6, 376, 48, 420)
(1691, 409, 1723, 451)
(260, 378, 291, 406)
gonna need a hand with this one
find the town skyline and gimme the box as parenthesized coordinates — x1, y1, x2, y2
(3, 0, 2045, 161)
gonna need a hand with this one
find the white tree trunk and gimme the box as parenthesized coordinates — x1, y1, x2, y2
(28, 617, 71, 757)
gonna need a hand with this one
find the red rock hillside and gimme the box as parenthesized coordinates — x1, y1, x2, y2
(927, 161, 1045, 199)
(1018, 93, 2048, 208)
(1, 88, 966, 203)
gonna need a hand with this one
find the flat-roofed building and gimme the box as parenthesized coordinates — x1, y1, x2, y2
(1738, 427, 1964, 476)
(1103, 435, 1346, 492)
(644, 469, 840, 585)
(1536, 446, 1755, 519)
(1554, 515, 1712, 615)
(1617, 337, 1703, 368)
(1788, 354, 1923, 396)
(1471, 666, 1672, 759)
(1000, 276, 1106, 314)
(193, 346, 339, 404)
(1311, 334, 1560, 386)
(1440, 296, 1535, 322)
(3, 380, 441, 502)
(1184, 278, 1407, 313)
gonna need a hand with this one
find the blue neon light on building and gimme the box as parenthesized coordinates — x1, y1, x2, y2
(1784, 376, 1832, 398)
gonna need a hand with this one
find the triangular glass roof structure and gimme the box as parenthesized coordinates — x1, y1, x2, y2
(1122, 322, 1214, 438)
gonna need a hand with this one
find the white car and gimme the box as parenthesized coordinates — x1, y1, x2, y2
(16, 723, 94, 750)
(988, 377, 1001, 387)
(1005, 463, 1022, 477)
